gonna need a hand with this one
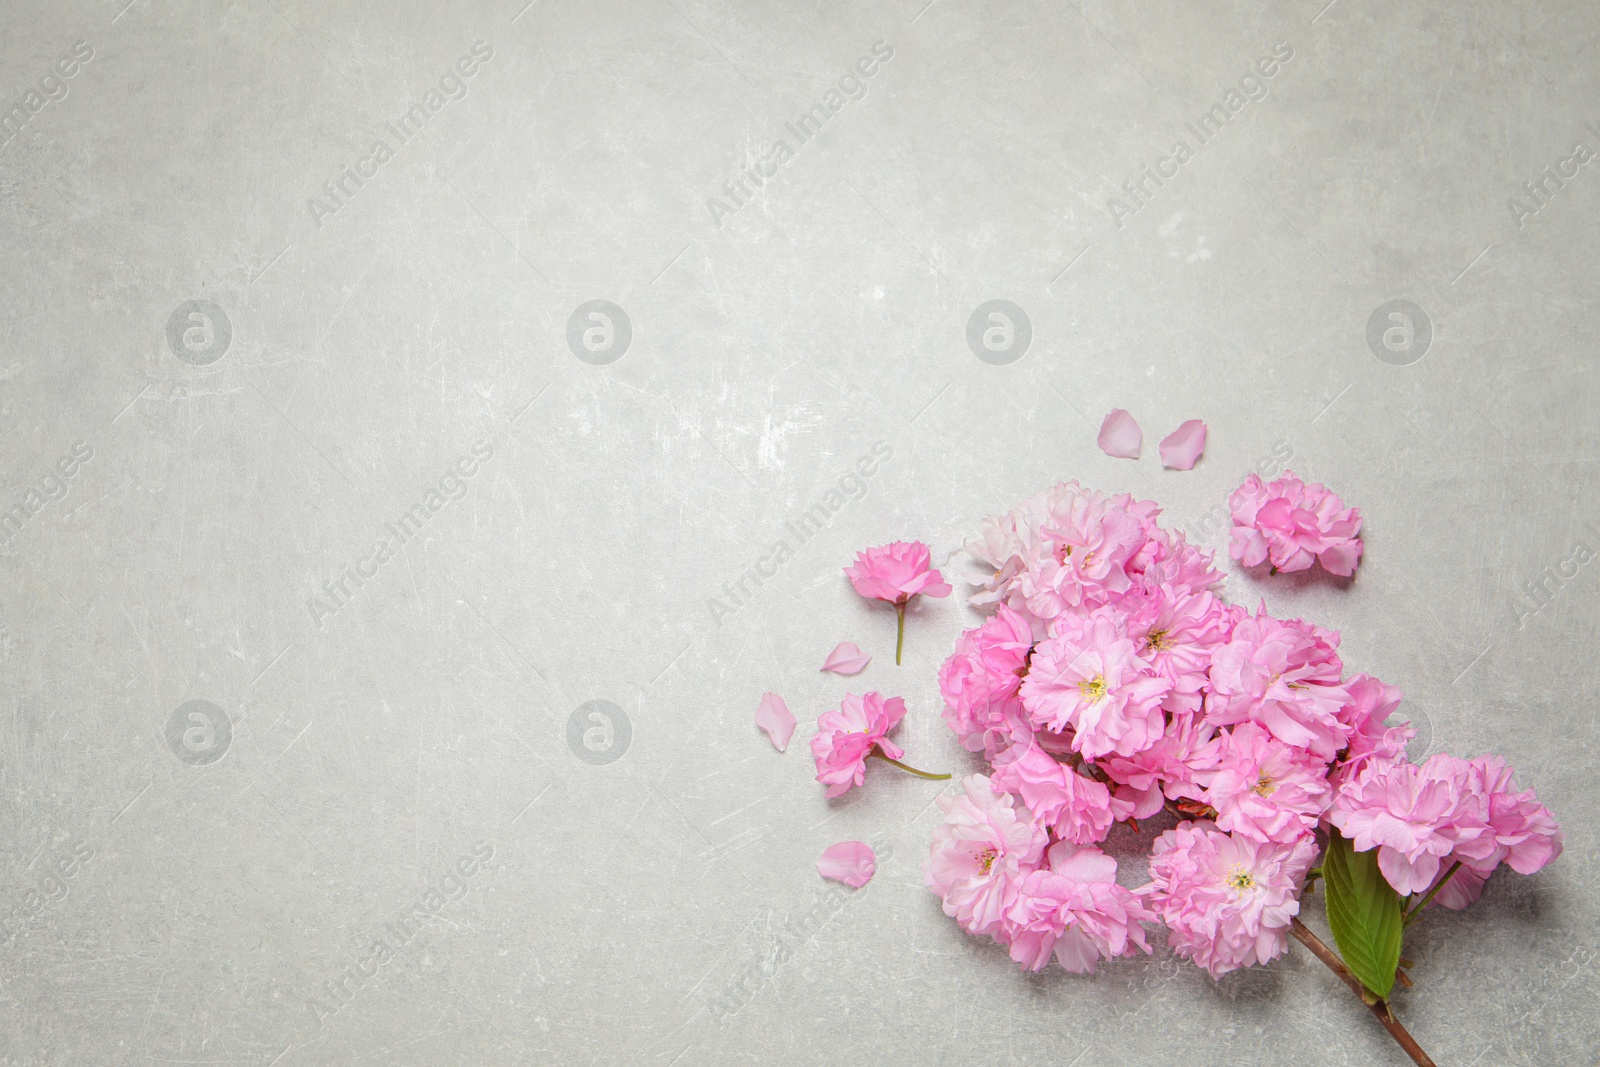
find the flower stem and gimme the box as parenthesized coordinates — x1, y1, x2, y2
(895, 602, 906, 665)
(1288, 918, 1436, 1067)
(1402, 861, 1461, 927)
(869, 751, 950, 781)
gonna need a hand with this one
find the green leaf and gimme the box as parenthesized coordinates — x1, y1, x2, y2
(1321, 833, 1404, 1000)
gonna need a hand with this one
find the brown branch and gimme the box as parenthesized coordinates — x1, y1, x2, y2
(1289, 918, 1437, 1067)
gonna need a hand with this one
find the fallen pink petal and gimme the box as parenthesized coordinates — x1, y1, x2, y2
(755, 692, 796, 753)
(1097, 408, 1142, 459)
(821, 641, 872, 675)
(817, 841, 877, 887)
(1159, 419, 1208, 470)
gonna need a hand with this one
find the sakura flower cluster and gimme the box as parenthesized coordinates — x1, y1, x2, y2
(928, 479, 1560, 979)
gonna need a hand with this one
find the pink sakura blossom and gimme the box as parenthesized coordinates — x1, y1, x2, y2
(821, 641, 872, 675)
(844, 541, 952, 604)
(1020, 609, 1171, 760)
(1002, 842, 1154, 973)
(1097, 408, 1143, 459)
(755, 692, 796, 753)
(1142, 821, 1316, 978)
(1206, 607, 1351, 761)
(811, 692, 906, 798)
(1158, 419, 1208, 471)
(1332, 674, 1413, 783)
(1204, 723, 1332, 844)
(1099, 708, 1226, 817)
(1326, 754, 1469, 896)
(965, 481, 1165, 626)
(953, 696, 1032, 764)
(1023, 493, 1152, 621)
(1228, 471, 1363, 577)
(1124, 588, 1232, 705)
(1466, 755, 1563, 876)
(1409, 757, 1561, 913)
(938, 604, 1035, 757)
(1435, 755, 1562, 884)
(1333, 749, 1561, 904)
(925, 775, 1048, 938)
(990, 743, 1121, 845)
(964, 491, 1053, 616)
(1126, 526, 1225, 604)
(817, 841, 877, 887)
(846, 540, 951, 663)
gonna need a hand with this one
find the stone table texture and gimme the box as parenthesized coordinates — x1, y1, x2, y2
(0, 0, 1596, 1064)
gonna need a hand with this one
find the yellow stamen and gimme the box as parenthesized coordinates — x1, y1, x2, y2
(1077, 676, 1108, 702)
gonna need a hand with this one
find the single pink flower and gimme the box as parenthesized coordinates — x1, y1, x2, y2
(1473, 756, 1562, 876)
(925, 775, 1048, 938)
(938, 604, 1035, 756)
(1158, 419, 1208, 470)
(1228, 471, 1363, 576)
(1326, 754, 1470, 895)
(1124, 588, 1232, 701)
(951, 695, 1033, 764)
(964, 492, 1050, 615)
(1100, 707, 1226, 814)
(1097, 408, 1143, 459)
(844, 541, 952, 603)
(1204, 722, 1332, 844)
(755, 692, 796, 753)
(1022, 491, 1152, 621)
(817, 841, 877, 887)
(964, 481, 1169, 628)
(1002, 841, 1154, 973)
(810, 692, 906, 798)
(1020, 609, 1171, 759)
(1331, 673, 1413, 784)
(844, 541, 951, 663)
(1128, 526, 1226, 603)
(821, 641, 872, 675)
(1206, 606, 1351, 760)
(1410, 757, 1562, 916)
(1447, 755, 1563, 879)
(990, 743, 1119, 845)
(1141, 821, 1316, 978)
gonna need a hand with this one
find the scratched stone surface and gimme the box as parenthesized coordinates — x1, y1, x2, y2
(0, 1, 1596, 1064)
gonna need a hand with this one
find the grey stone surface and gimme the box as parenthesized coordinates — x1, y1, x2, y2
(0, 0, 1596, 1064)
